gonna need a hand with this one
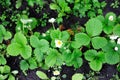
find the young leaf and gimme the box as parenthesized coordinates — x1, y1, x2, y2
(20, 60, 29, 71)
(0, 55, 6, 65)
(50, 3, 58, 10)
(84, 50, 97, 61)
(20, 45, 32, 59)
(28, 58, 37, 69)
(75, 33, 90, 46)
(14, 32, 27, 45)
(91, 37, 107, 49)
(89, 60, 102, 71)
(61, 31, 70, 41)
(105, 51, 119, 64)
(8, 75, 15, 80)
(85, 18, 103, 36)
(50, 30, 61, 39)
(7, 43, 22, 56)
(36, 71, 49, 80)
(113, 24, 120, 36)
(72, 73, 83, 80)
(45, 49, 61, 67)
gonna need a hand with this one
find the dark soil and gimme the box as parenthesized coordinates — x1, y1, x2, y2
(3, 0, 120, 80)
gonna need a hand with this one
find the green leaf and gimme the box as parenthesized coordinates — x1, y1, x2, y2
(103, 25, 113, 34)
(28, 58, 37, 69)
(113, 24, 120, 36)
(71, 41, 81, 48)
(89, 60, 102, 71)
(72, 73, 83, 80)
(85, 18, 103, 36)
(20, 45, 32, 59)
(34, 48, 43, 62)
(45, 49, 60, 67)
(105, 51, 119, 64)
(39, 39, 49, 52)
(0, 25, 6, 35)
(50, 3, 58, 10)
(4, 31, 12, 40)
(50, 30, 61, 39)
(20, 60, 29, 71)
(61, 31, 70, 41)
(0, 55, 6, 65)
(16, 0, 22, 9)
(92, 37, 107, 49)
(8, 75, 15, 80)
(0, 65, 11, 74)
(75, 33, 90, 46)
(72, 58, 83, 68)
(30, 35, 40, 48)
(36, 71, 49, 80)
(84, 50, 97, 61)
(7, 43, 22, 56)
(14, 32, 27, 45)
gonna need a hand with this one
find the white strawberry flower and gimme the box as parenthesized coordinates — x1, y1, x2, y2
(117, 38, 120, 44)
(109, 35, 118, 40)
(42, 33, 46, 37)
(109, 15, 114, 21)
(53, 70, 60, 76)
(114, 46, 118, 51)
(55, 40, 63, 48)
(48, 18, 55, 23)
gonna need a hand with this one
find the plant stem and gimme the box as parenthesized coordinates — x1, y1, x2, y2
(52, 23, 55, 30)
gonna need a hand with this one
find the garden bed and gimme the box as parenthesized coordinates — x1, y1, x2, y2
(0, 0, 120, 80)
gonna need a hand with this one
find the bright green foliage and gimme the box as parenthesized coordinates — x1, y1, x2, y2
(15, 0, 22, 9)
(102, 41, 120, 64)
(8, 74, 15, 80)
(28, 58, 37, 69)
(0, 55, 6, 65)
(84, 50, 105, 71)
(75, 33, 90, 46)
(30, 35, 49, 53)
(50, 30, 70, 40)
(92, 37, 108, 49)
(73, 0, 106, 18)
(45, 49, 62, 67)
(63, 49, 83, 68)
(113, 24, 120, 36)
(50, 0, 71, 23)
(85, 18, 103, 37)
(36, 71, 49, 80)
(7, 32, 32, 59)
(0, 25, 12, 43)
(0, 65, 10, 74)
(72, 73, 83, 80)
(20, 60, 29, 71)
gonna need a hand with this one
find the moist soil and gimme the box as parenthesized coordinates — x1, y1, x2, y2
(2, 0, 120, 80)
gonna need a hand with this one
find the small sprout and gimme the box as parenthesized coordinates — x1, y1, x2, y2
(20, 19, 33, 24)
(53, 70, 60, 76)
(48, 18, 55, 23)
(17, 27, 21, 30)
(117, 38, 120, 44)
(114, 46, 118, 51)
(109, 35, 118, 40)
(109, 15, 114, 21)
(51, 76, 56, 80)
(55, 40, 63, 48)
